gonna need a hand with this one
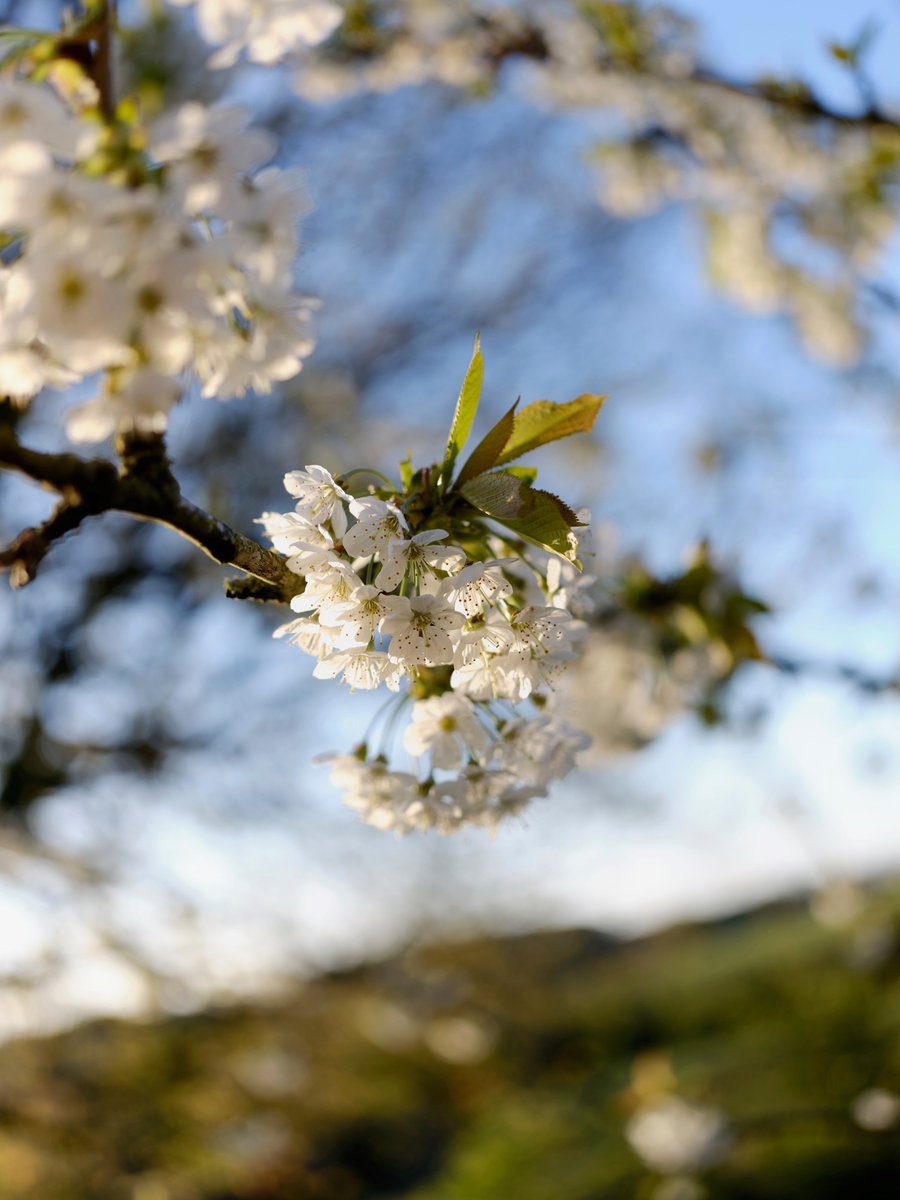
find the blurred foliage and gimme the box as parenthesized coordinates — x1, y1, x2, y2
(609, 543, 768, 716)
(1, 886, 899, 1197)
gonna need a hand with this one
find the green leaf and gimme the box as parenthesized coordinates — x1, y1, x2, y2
(454, 399, 519, 487)
(505, 465, 538, 485)
(460, 472, 582, 562)
(496, 393, 606, 465)
(0, 28, 45, 70)
(500, 490, 582, 563)
(443, 334, 483, 482)
(460, 470, 533, 520)
(398, 450, 413, 490)
(539, 489, 581, 528)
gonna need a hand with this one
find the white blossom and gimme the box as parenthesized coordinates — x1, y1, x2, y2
(283, 465, 351, 537)
(327, 585, 392, 648)
(7, 241, 133, 375)
(376, 529, 466, 592)
(451, 608, 577, 701)
(547, 533, 601, 618)
(319, 755, 425, 832)
(67, 368, 181, 443)
(403, 694, 490, 769)
(381, 594, 465, 666)
(149, 103, 276, 212)
(450, 649, 556, 702)
(168, 0, 342, 69)
(313, 649, 398, 691)
(343, 497, 408, 557)
(229, 166, 310, 286)
(432, 767, 546, 830)
(273, 614, 339, 657)
(0, 344, 76, 402)
(442, 559, 514, 618)
(268, 450, 593, 834)
(508, 604, 578, 655)
(0, 141, 104, 233)
(292, 561, 362, 622)
(0, 80, 93, 158)
(0, 83, 316, 436)
(256, 511, 332, 562)
(494, 715, 590, 786)
(199, 291, 315, 399)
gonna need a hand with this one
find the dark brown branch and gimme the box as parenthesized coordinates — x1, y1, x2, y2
(224, 575, 291, 603)
(0, 421, 302, 601)
(92, 0, 116, 121)
(0, 499, 92, 587)
(686, 66, 897, 130)
(57, 2, 117, 120)
(0, 430, 120, 497)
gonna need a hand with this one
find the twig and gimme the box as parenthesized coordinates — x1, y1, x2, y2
(0, 418, 303, 600)
(0, 499, 92, 587)
(770, 654, 900, 696)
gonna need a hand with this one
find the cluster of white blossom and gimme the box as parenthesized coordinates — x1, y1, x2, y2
(167, 0, 342, 69)
(0, 80, 314, 439)
(258, 466, 591, 833)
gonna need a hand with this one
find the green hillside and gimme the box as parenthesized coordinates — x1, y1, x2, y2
(1, 886, 899, 1198)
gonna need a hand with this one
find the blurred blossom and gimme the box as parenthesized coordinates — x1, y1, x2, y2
(424, 1014, 497, 1064)
(851, 1088, 900, 1132)
(355, 997, 420, 1053)
(626, 1096, 731, 1175)
(809, 879, 867, 929)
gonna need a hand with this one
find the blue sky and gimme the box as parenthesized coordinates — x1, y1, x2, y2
(679, 0, 900, 109)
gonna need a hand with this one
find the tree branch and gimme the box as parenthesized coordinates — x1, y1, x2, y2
(0, 499, 93, 588)
(770, 654, 900, 696)
(0, 419, 303, 601)
(91, 0, 116, 121)
(468, 14, 900, 132)
(686, 66, 897, 130)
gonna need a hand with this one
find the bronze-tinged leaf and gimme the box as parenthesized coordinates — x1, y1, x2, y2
(454, 400, 519, 487)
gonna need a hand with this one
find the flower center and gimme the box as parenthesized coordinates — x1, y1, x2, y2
(193, 141, 220, 170)
(47, 188, 78, 220)
(137, 285, 163, 314)
(0, 101, 26, 128)
(58, 271, 86, 306)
